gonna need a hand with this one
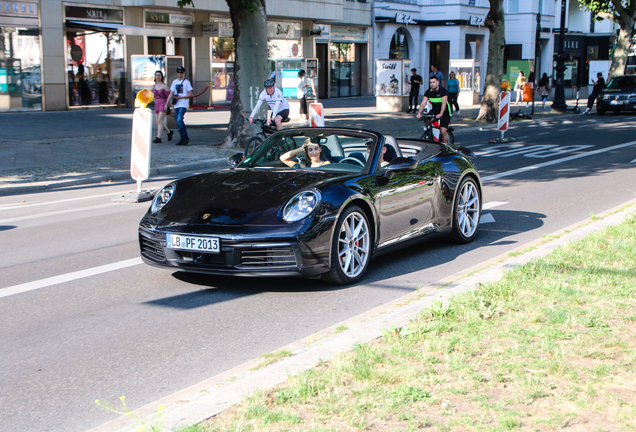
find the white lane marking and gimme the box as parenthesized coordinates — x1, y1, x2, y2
(0, 203, 115, 224)
(0, 258, 143, 299)
(538, 132, 550, 135)
(558, 128, 569, 132)
(479, 213, 496, 224)
(483, 201, 508, 210)
(516, 136, 528, 140)
(562, 120, 574, 124)
(631, 158, 636, 164)
(482, 140, 636, 182)
(0, 191, 126, 211)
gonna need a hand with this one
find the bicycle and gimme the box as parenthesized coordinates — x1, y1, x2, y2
(244, 117, 292, 155)
(509, 109, 532, 120)
(418, 114, 455, 144)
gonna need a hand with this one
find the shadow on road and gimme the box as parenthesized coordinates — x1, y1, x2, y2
(144, 209, 545, 309)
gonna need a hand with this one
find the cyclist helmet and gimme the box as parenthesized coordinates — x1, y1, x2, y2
(263, 78, 275, 88)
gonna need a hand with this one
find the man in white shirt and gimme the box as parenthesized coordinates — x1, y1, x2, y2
(167, 66, 194, 146)
(248, 78, 290, 131)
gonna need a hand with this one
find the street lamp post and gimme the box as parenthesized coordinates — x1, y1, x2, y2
(552, 0, 568, 112)
(533, 13, 541, 115)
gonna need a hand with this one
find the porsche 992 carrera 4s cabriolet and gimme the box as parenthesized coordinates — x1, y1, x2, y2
(139, 128, 482, 285)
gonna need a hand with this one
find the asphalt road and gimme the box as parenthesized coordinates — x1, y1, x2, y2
(1, 113, 635, 432)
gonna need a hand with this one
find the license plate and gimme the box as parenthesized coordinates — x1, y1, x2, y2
(166, 234, 220, 253)
(610, 100, 623, 105)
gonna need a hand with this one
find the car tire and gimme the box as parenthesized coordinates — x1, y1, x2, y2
(449, 176, 482, 244)
(448, 131, 455, 145)
(597, 109, 605, 116)
(322, 205, 372, 285)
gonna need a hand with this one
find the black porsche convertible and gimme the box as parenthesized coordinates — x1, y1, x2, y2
(138, 128, 482, 285)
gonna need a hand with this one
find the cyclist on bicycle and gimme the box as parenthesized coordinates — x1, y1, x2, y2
(416, 76, 452, 143)
(248, 78, 290, 131)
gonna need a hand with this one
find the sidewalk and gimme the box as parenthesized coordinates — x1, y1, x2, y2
(0, 96, 581, 196)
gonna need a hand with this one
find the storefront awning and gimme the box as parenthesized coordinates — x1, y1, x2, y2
(66, 20, 174, 37)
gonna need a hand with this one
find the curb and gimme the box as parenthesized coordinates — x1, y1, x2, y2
(89, 198, 636, 432)
(0, 158, 229, 197)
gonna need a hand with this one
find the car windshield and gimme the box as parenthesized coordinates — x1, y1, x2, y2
(606, 76, 636, 89)
(237, 129, 379, 174)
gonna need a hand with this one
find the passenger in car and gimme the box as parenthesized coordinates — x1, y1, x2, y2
(280, 139, 332, 168)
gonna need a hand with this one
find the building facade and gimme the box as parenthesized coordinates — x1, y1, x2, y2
(0, 0, 373, 113)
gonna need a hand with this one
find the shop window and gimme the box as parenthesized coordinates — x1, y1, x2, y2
(0, 27, 42, 111)
(389, 28, 409, 60)
(330, 42, 361, 97)
(212, 37, 235, 61)
(67, 31, 125, 107)
(508, 0, 519, 13)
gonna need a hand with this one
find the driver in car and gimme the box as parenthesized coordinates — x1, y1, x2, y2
(367, 143, 390, 168)
(280, 139, 332, 168)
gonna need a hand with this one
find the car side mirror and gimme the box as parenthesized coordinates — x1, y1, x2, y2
(386, 157, 417, 173)
(227, 152, 244, 167)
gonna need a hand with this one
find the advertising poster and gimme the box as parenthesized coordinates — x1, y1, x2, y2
(281, 68, 301, 98)
(376, 60, 402, 96)
(505, 60, 530, 85)
(402, 60, 412, 95)
(131, 55, 165, 101)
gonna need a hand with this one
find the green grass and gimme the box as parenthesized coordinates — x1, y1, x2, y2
(198, 210, 636, 432)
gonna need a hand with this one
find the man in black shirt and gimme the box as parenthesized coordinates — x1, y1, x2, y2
(406, 68, 423, 113)
(585, 72, 605, 114)
(416, 76, 451, 143)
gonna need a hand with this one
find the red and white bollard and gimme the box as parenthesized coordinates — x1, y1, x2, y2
(309, 102, 325, 127)
(497, 91, 510, 140)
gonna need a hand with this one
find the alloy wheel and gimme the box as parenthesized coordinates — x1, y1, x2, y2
(337, 212, 370, 278)
(457, 181, 480, 238)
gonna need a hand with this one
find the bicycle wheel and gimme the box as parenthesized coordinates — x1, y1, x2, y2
(420, 127, 434, 141)
(245, 136, 262, 156)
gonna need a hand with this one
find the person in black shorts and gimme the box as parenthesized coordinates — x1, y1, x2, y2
(416, 76, 451, 143)
(406, 68, 423, 113)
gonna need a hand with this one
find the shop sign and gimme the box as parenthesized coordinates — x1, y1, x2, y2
(395, 13, 416, 26)
(469, 15, 484, 26)
(145, 11, 169, 24)
(204, 18, 233, 37)
(314, 24, 330, 40)
(331, 26, 367, 42)
(0, 1, 38, 16)
(563, 36, 584, 55)
(170, 14, 193, 26)
(267, 21, 301, 40)
(66, 6, 123, 22)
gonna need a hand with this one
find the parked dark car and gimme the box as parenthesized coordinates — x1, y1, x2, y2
(597, 75, 636, 115)
(138, 128, 482, 285)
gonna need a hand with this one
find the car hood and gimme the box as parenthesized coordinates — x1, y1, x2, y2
(163, 168, 340, 225)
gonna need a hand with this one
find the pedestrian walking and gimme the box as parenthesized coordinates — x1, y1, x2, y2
(429, 64, 444, 88)
(151, 71, 173, 143)
(406, 68, 423, 113)
(584, 72, 605, 115)
(523, 71, 535, 108)
(514, 71, 526, 104)
(167, 66, 194, 146)
(537, 73, 551, 108)
(297, 69, 313, 122)
(447, 71, 460, 115)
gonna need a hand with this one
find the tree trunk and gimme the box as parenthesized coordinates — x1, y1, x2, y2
(609, 18, 634, 78)
(477, 0, 505, 123)
(222, 0, 268, 149)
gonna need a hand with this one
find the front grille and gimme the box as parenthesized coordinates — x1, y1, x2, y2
(240, 246, 297, 268)
(140, 236, 165, 261)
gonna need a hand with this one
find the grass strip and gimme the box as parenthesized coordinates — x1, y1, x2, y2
(192, 212, 636, 432)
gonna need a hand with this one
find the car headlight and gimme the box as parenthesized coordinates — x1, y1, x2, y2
(151, 182, 176, 213)
(282, 190, 321, 222)
(603, 94, 611, 100)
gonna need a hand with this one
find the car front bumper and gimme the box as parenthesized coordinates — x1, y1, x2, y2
(598, 97, 636, 111)
(138, 224, 332, 278)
